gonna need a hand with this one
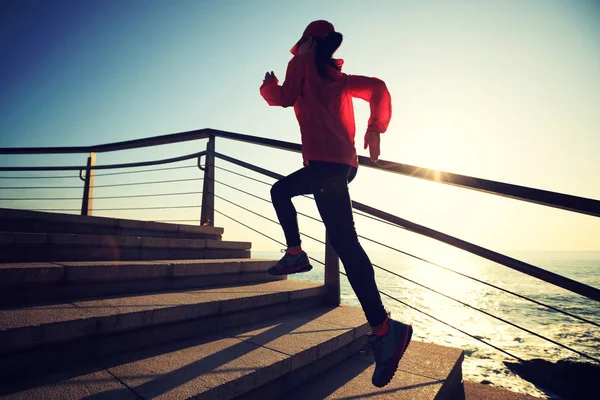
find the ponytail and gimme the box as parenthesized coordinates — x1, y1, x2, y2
(314, 31, 343, 80)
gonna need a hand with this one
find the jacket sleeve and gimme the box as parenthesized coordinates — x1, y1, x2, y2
(260, 56, 304, 108)
(346, 75, 392, 133)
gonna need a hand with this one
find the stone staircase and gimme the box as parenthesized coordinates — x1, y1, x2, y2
(0, 208, 466, 399)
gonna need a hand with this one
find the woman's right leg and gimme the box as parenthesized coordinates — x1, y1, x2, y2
(268, 166, 314, 275)
(270, 166, 312, 247)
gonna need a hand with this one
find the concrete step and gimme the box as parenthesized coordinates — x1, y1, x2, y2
(0, 231, 251, 262)
(282, 340, 464, 400)
(0, 280, 326, 382)
(0, 208, 223, 240)
(0, 305, 371, 399)
(0, 258, 282, 305)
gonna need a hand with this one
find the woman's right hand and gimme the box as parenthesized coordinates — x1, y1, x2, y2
(264, 71, 278, 84)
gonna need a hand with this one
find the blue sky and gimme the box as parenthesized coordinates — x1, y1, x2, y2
(1, 0, 599, 253)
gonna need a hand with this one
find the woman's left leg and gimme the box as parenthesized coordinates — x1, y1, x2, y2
(309, 160, 413, 389)
(308, 161, 388, 327)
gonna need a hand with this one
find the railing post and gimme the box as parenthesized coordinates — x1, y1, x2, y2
(324, 233, 340, 305)
(80, 152, 96, 216)
(200, 135, 215, 226)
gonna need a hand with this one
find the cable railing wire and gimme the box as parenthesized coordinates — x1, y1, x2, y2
(213, 183, 600, 362)
(0, 185, 82, 190)
(216, 164, 327, 204)
(32, 205, 202, 212)
(94, 165, 197, 177)
(215, 165, 274, 186)
(216, 170, 408, 233)
(215, 179, 274, 204)
(0, 174, 76, 179)
(94, 190, 202, 200)
(216, 164, 408, 229)
(373, 282, 524, 362)
(214, 174, 598, 327)
(357, 235, 600, 328)
(0, 177, 204, 190)
(370, 261, 600, 363)
(214, 192, 325, 246)
(216, 193, 280, 225)
(212, 204, 524, 362)
(215, 178, 322, 224)
(354, 208, 410, 231)
(0, 165, 195, 180)
(0, 191, 203, 201)
(91, 177, 203, 189)
(214, 208, 286, 248)
(0, 196, 83, 201)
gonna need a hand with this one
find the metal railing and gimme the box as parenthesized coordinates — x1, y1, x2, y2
(1, 127, 599, 363)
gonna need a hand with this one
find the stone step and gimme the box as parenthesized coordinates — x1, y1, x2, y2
(0, 305, 371, 399)
(0, 231, 251, 263)
(0, 208, 223, 240)
(0, 280, 326, 381)
(281, 340, 464, 400)
(0, 258, 282, 305)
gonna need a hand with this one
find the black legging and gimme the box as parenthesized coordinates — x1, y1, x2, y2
(270, 160, 388, 327)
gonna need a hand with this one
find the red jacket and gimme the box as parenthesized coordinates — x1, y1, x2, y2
(260, 52, 392, 168)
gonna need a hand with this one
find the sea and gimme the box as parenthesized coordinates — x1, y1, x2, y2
(253, 249, 600, 399)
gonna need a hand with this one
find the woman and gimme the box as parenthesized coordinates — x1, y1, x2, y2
(260, 20, 412, 388)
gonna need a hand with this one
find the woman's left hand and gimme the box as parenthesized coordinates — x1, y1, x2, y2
(364, 129, 381, 163)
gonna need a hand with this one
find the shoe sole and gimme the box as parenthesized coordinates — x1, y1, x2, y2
(268, 264, 313, 276)
(373, 324, 413, 388)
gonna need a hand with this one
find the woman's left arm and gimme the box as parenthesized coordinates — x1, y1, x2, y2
(346, 75, 392, 134)
(260, 56, 304, 108)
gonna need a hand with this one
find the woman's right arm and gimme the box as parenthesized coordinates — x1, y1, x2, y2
(260, 56, 305, 108)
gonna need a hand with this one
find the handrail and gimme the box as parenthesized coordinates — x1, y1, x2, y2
(0, 129, 212, 154)
(0, 128, 300, 155)
(0, 150, 207, 171)
(358, 156, 600, 218)
(1, 128, 598, 217)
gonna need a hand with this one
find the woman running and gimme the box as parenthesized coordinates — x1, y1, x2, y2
(260, 20, 412, 388)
